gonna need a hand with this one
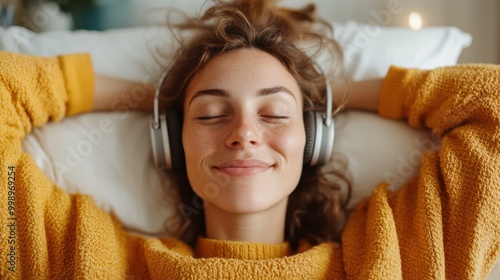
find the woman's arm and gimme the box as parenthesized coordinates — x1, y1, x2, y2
(342, 65, 500, 279)
(0, 52, 94, 134)
(333, 78, 383, 112)
(93, 74, 155, 112)
(0, 52, 95, 277)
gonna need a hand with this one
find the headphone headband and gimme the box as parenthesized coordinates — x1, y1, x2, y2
(324, 81, 333, 127)
(311, 61, 333, 128)
(152, 71, 168, 130)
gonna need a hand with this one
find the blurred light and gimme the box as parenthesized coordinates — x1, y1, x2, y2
(409, 12, 422, 30)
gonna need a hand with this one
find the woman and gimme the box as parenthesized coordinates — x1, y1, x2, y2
(151, 0, 351, 250)
(1, 0, 499, 279)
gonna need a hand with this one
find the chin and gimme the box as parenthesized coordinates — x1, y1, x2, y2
(207, 187, 290, 214)
(190, 170, 299, 214)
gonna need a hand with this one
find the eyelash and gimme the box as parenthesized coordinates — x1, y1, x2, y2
(197, 115, 289, 120)
(196, 116, 224, 120)
(262, 115, 289, 119)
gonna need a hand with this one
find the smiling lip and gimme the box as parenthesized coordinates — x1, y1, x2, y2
(214, 159, 272, 176)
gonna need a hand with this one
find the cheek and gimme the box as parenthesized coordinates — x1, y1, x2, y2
(183, 126, 218, 161)
(271, 124, 306, 163)
(271, 125, 306, 194)
(182, 125, 220, 198)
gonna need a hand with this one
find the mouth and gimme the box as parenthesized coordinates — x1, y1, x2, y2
(214, 159, 273, 176)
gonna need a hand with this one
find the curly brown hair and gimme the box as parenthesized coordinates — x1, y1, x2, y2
(161, 0, 351, 250)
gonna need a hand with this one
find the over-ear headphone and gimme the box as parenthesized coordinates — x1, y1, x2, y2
(150, 71, 335, 172)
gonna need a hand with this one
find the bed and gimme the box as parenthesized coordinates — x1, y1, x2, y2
(1, 3, 499, 278)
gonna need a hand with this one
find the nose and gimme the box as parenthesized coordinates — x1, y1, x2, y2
(226, 115, 262, 149)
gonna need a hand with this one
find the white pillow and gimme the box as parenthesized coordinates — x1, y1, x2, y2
(335, 21, 472, 79)
(0, 22, 472, 234)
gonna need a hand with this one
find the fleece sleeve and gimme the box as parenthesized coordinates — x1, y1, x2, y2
(342, 65, 500, 279)
(0, 51, 96, 278)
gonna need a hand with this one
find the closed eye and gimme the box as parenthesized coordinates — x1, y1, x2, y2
(196, 115, 227, 120)
(260, 115, 290, 124)
(262, 115, 289, 119)
(196, 115, 226, 120)
(199, 115, 288, 119)
(195, 115, 230, 125)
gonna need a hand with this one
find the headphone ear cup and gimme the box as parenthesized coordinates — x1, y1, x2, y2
(166, 107, 185, 172)
(317, 114, 334, 166)
(303, 111, 335, 167)
(303, 111, 316, 166)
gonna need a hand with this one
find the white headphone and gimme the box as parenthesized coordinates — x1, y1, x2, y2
(150, 72, 335, 171)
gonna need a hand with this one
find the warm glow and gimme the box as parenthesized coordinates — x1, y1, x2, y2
(409, 12, 423, 30)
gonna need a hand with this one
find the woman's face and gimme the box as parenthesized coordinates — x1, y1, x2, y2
(183, 48, 306, 214)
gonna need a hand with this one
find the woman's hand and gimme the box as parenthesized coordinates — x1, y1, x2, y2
(333, 78, 383, 113)
(93, 74, 155, 112)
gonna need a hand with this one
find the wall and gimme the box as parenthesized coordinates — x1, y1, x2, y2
(445, 0, 500, 63)
(284, 0, 500, 64)
(374, 0, 500, 64)
(9, 0, 499, 63)
(128, 0, 499, 64)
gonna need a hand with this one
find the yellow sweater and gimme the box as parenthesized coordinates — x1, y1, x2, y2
(0, 51, 499, 279)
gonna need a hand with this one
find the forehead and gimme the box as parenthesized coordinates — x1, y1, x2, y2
(185, 49, 302, 102)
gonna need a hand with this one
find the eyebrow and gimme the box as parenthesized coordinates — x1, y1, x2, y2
(189, 86, 296, 105)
